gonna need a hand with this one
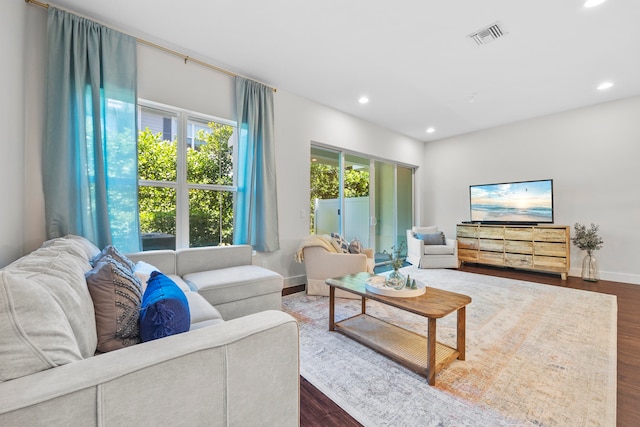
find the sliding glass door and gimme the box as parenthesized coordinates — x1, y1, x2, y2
(373, 161, 413, 264)
(310, 147, 340, 236)
(396, 165, 414, 252)
(343, 153, 370, 247)
(310, 145, 413, 260)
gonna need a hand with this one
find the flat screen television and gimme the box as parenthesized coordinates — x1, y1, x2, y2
(469, 179, 554, 225)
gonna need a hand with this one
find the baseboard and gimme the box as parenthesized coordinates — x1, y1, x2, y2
(284, 274, 306, 288)
(569, 267, 640, 285)
(288, 268, 640, 286)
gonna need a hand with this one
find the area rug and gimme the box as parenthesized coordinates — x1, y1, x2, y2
(283, 267, 617, 426)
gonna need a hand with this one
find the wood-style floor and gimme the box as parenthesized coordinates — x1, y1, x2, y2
(286, 264, 640, 427)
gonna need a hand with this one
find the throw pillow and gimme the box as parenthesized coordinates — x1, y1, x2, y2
(92, 245, 136, 272)
(139, 271, 190, 342)
(348, 238, 363, 254)
(133, 260, 161, 293)
(413, 226, 438, 235)
(330, 232, 350, 253)
(85, 256, 143, 352)
(415, 231, 446, 245)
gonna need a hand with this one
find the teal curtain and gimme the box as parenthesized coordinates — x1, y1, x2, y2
(43, 8, 140, 252)
(233, 77, 280, 252)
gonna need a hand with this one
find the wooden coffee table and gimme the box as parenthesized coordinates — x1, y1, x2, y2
(325, 272, 472, 385)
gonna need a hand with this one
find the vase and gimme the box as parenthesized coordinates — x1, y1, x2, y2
(385, 269, 406, 290)
(581, 252, 599, 282)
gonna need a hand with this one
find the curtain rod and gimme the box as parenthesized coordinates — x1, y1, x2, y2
(25, 0, 277, 92)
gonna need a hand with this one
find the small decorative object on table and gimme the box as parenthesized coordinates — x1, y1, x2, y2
(365, 276, 425, 297)
(404, 274, 418, 289)
(383, 242, 407, 290)
(571, 223, 603, 282)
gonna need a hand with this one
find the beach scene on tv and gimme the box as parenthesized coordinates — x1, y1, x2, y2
(470, 181, 553, 223)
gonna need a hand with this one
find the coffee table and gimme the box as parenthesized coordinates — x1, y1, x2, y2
(325, 272, 472, 385)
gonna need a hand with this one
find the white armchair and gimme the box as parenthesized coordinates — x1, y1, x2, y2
(406, 226, 460, 269)
(296, 235, 374, 299)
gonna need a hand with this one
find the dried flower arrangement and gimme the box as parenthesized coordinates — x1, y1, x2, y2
(572, 223, 604, 254)
(383, 242, 407, 271)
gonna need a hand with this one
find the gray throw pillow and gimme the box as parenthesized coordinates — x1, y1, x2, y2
(86, 256, 143, 352)
(92, 245, 136, 272)
(415, 231, 446, 245)
(348, 239, 363, 254)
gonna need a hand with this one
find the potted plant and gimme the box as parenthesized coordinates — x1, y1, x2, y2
(571, 223, 604, 282)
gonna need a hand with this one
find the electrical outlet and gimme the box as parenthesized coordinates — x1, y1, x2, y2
(262, 260, 268, 268)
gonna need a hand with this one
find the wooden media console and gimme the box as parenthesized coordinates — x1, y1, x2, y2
(456, 224, 570, 279)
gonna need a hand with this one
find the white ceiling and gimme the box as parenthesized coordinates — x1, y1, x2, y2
(50, 0, 640, 142)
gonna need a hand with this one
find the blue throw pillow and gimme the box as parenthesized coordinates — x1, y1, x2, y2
(139, 271, 190, 342)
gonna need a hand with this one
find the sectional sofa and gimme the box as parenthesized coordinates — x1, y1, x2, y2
(0, 235, 299, 426)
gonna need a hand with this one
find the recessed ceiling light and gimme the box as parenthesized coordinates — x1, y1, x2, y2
(358, 96, 369, 104)
(584, 0, 607, 8)
(426, 127, 435, 134)
(597, 81, 614, 91)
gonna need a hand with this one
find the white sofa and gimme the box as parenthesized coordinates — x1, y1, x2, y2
(0, 236, 299, 427)
(126, 245, 284, 321)
(406, 226, 460, 269)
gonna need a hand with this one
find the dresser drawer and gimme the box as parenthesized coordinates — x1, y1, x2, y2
(458, 237, 479, 250)
(458, 249, 478, 262)
(534, 242, 567, 257)
(478, 227, 504, 239)
(505, 227, 533, 241)
(479, 239, 504, 252)
(533, 255, 568, 272)
(456, 225, 477, 238)
(533, 228, 567, 243)
(478, 251, 504, 265)
(505, 240, 533, 254)
(505, 253, 533, 268)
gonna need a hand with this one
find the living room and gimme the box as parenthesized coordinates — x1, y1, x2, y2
(1, 0, 639, 425)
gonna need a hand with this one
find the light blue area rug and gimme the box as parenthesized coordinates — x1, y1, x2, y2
(283, 267, 617, 426)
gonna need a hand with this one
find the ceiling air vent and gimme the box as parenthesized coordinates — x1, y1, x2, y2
(468, 22, 506, 46)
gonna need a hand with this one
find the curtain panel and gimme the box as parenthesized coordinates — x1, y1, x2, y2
(43, 7, 140, 252)
(233, 77, 280, 252)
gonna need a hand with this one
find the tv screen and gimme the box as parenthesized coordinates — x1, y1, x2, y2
(469, 179, 554, 225)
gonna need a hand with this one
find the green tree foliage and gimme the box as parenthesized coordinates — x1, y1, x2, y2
(138, 128, 177, 238)
(344, 167, 370, 198)
(138, 123, 235, 248)
(104, 127, 140, 243)
(309, 163, 369, 233)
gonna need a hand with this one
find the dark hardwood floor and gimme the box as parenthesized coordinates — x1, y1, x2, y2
(286, 265, 640, 427)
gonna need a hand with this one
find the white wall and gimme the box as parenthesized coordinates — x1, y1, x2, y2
(23, 5, 47, 254)
(423, 96, 640, 284)
(0, 1, 26, 266)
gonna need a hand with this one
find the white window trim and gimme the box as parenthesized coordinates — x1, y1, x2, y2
(138, 99, 238, 249)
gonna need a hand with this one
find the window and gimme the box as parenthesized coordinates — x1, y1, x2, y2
(137, 101, 237, 250)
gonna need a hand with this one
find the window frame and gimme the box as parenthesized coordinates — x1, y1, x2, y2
(137, 99, 238, 249)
